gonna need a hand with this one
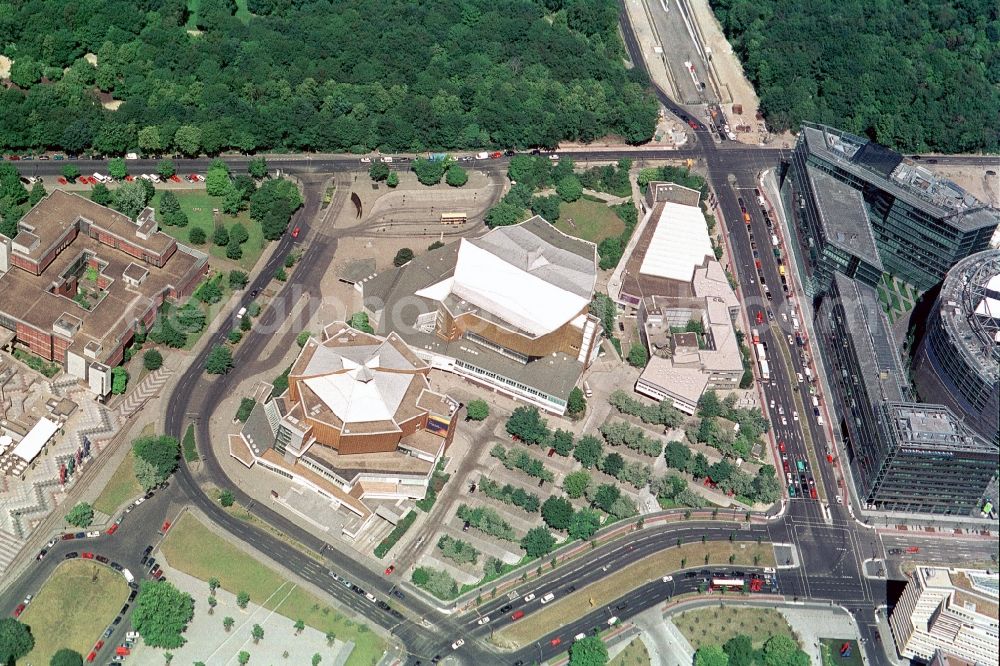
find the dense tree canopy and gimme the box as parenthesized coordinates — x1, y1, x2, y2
(0, 618, 34, 664)
(710, 0, 1000, 152)
(131, 581, 195, 649)
(0, 0, 657, 156)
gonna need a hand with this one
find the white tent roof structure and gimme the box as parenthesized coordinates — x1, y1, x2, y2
(416, 223, 595, 337)
(639, 201, 714, 282)
(301, 346, 413, 424)
(12, 417, 59, 463)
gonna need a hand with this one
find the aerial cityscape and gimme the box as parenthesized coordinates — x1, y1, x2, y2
(0, 1, 997, 665)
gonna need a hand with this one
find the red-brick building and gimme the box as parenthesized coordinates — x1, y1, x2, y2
(0, 191, 208, 395)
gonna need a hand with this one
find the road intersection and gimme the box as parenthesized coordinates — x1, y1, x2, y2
(3, 10, 997, 665)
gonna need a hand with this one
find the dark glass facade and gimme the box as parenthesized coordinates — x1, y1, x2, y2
(814, 274, 996, 514)
(782, 124, 998, 293)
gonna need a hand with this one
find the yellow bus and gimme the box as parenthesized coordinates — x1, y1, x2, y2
(440, 212, 467, 225)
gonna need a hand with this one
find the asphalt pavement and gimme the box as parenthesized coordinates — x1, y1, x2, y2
(3, 6, 996, 665)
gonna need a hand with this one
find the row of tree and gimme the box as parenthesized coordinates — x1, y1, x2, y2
(694, 632, 809, 666)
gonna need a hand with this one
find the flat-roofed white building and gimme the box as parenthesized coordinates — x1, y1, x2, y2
(890, 567, 999, 665)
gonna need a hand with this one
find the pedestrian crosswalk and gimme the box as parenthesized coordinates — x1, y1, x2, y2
(0, 528, 25, 577)
(116, 367, 173, 422)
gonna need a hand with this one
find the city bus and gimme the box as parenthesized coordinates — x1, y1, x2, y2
(711, 578, 745, 591)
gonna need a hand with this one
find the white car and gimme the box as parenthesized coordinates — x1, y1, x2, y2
(769, 399, 775, 409)
(781, 417, 788, 426)
(836, 495, 843, 505)
(662, 575, 673, 582)
(86, 531, 100, 538)
(365, 592, 377, 602)
(523, 593, 536, 602)
(607, 616, 619, 625)
(476, 616, 491, 625)
(22, 594, 32, 605)
(380, 156, 393, 163)
(574, 632, 587, 641)
(46, 538, 56, 548)
(792, 411, 799, 421)
(134, 497, 145, 505)
(548, 153, 559, 161)
(360, 157, 372, 163)
(451, 639, 465, 650)
(540, 592, 555, 604)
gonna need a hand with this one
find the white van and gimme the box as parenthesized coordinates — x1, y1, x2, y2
(476, 152, 489, 160)
(122, 568, 135, 584)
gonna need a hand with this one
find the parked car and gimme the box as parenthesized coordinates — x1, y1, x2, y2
(451, 639, 465, 650)
(12, 604, 25, 617)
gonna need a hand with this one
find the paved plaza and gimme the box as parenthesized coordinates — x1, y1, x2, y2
(0, 359, 172, 574)
(130, 559, 354, 666)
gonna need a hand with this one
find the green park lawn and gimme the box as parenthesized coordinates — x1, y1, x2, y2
(555, 199, 625, 243)
(609, 637, 651, 666)
(150, 191, 265, 272)
(674, 605, 796, 650)
(160, 513, 386, 666)
(92, 423, 152, 515)
(821, 639, 863, 666)
(19, 561, 129, 664)
(93, 449, 142, 516)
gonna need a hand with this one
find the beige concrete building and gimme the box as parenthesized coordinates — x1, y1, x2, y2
(233, 322, 459, 537)
(889, 567, 998, 665)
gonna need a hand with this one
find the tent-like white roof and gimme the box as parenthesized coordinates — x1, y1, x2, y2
(639, 201, 714, 282)
(302, 354, 412, 424)
(417, 239, 589, 337)
(12, 417, 59, 463)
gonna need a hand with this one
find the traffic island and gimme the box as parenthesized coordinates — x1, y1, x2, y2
(491, 540, 774, 649)
(17, 559, 129, 664)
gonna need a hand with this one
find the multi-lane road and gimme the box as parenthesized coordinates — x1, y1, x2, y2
(3, 5, 998, 665)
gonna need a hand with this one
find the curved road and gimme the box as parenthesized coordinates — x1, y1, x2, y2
(8, 5, 986, 663)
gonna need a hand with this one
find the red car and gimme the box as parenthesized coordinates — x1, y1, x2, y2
(93, 640, 104, 651)
(81, 552, 94, 559)
(756, 311, 764, 324)
(160, 520, 171, 534)
(384, 565, 395, 575)
(809, 488, 818, 500)
(511, 610, 525, 621)
(291, 226, 301, 238)
(170, 175, 182, 182)
(125, 175, 134, 182)
(783, 461, 790, 472)
(12, 604, 25, 617)
(106, 523, 119, 535)
(778, 441, 786, 453)
(688, 120, 699, 129)
(550, 637, 561, 647)
(61, 533, 75, 540)
(57, 177, 68, 185)
(86, 651, 96, 663)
